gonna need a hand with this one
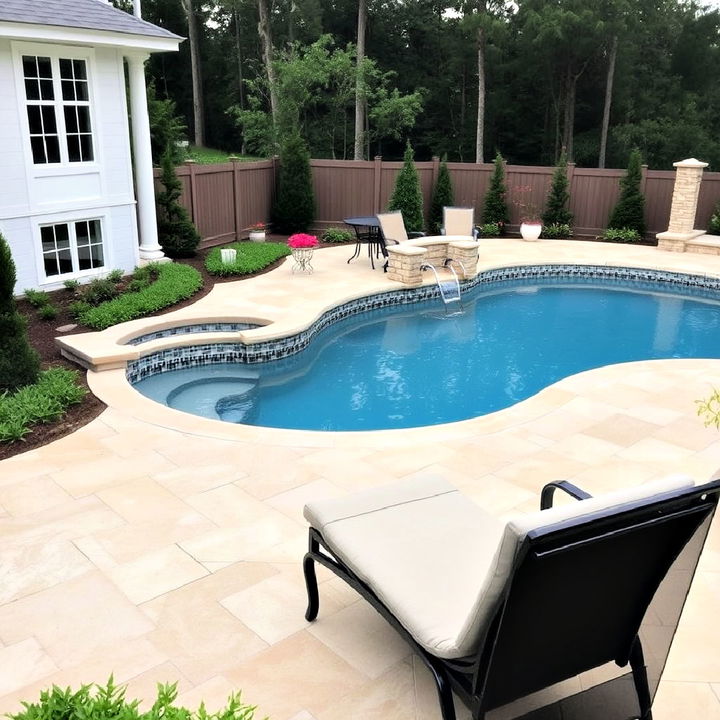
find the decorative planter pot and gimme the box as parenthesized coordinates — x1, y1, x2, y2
(249, 230, 266, 242)
(520, 222, 542, 241)
(291, 247, 315, 274)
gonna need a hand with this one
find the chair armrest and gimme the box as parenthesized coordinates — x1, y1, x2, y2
(472, 228, 479, 240)
(408, 231, 426, 238)
(540, 481, 593, 510)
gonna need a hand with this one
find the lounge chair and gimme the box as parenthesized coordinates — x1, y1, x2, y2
(442, 206, 479, 240)
(302, 474, 720, 720)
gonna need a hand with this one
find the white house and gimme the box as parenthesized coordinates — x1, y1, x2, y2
(0, 0, 181, 293)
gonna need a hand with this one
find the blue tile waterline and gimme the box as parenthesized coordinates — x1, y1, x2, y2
(126, 265, 720, 386)
(130, 265, 720, 430)
(126, 322, 261, 346)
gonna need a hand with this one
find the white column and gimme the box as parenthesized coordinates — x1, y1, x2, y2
(126, 52, 165, 261)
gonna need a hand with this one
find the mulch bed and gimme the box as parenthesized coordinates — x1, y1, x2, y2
(2, 238, 325, 461)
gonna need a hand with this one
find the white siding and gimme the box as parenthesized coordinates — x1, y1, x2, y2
(0, 39, 140, 292)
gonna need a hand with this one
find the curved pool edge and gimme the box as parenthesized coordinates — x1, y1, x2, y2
(87, 356, 720, 449)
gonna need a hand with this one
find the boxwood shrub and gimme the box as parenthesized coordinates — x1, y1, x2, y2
(206, 241, 291, 277)
(0, 368, 86, 443)
(78, 262, 203, 330)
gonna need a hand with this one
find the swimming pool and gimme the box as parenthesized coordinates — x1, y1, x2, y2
(131, 271, 720, 431)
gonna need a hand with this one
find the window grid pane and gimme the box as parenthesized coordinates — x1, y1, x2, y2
(40, 220, 104, 277)
(60, 58, 93, 163)
(23, 55, 60, 164)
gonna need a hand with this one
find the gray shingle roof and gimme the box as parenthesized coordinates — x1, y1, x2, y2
(0, 0, 181, 41)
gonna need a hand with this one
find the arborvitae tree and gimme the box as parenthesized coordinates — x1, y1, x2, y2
(388, 142, 424, 233)
(272, 130, 316, 233)
(429, 156, 454, 235)
(0, 234, 40, 392)
(542, 153, 573, 226)
(608, 149, 646, 236)
(157, 147, 201, 257)
(482, 152, 510, 227)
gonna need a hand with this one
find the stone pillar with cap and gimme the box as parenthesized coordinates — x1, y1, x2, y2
(657, 158, 709, 252)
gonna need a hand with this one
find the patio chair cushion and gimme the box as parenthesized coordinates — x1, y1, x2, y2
(304, 474, 695, 660)
(443, 207, 475, 237)
(376, 211, 408, 243)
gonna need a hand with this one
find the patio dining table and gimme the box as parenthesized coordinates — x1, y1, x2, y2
(343, 215, 387, 270)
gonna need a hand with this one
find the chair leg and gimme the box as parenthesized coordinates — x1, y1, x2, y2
(629, 637, 653, 720)
(303, 531, 320, 622)
(427, 660, 456, 720)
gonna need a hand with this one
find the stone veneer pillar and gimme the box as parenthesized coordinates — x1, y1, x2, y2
(447, 241, 479, 278)
(386, 245, 426, 285)
(656, 158, 708, 252)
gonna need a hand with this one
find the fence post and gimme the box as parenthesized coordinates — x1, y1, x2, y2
(640, 164, 649, 194)
(373, 155, 383, 213)
(431, 155, 440, 192)
(230, 156, 241, 241)
(185, 159, 198, 223)
(566, 162, 576, 215)
(271, 154, 280, 204)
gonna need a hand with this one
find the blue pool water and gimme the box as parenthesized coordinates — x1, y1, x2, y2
(133, 276, 720, 431)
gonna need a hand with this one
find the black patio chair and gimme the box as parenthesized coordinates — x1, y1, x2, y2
(302, 474, 720, 720)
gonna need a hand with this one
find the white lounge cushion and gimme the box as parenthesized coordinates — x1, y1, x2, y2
(376, 211, 409, 243)
(304, 474, 695, 660)
(443, 207, 474, 237)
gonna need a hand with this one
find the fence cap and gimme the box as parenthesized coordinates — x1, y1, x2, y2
(673, 158, 708, 169)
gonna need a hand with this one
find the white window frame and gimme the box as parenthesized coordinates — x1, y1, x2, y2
(13, 43, 99, 174)
(35, 216, 109, 283)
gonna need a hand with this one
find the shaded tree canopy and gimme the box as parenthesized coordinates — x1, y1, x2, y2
(117, 0, 720, 169)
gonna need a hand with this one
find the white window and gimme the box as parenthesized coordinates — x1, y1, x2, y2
(22, 54, 94, 165)
(40, 219, 105, 278)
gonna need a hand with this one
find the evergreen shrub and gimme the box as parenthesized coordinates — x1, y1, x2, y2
(602, 227, 641, 243)
(0, 234, 40, 392)
(708, 201, 720, 235)
(608, 149, 646, 236)
(541, 223, 572, 239)
(542, 154, 573, 227)
(321, 228, 354, 243)
(482, 152, 510, 227)
(157, 148, 201, 258)
(477, 222, 501, 237)
(388, 142, 424, 233)
(429, 157, 454, 234)
(272, 131, 316, 233)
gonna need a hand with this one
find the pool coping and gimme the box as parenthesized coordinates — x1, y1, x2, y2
(67, 239, 720, 444)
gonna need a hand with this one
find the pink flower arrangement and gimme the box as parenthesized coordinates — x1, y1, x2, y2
(287, 233, 318, 249)
(249, 222, 266, 231)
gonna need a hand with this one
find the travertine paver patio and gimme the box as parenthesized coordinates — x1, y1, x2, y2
(1, 240, 720, 719)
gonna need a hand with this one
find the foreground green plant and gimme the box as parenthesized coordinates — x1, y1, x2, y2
(77, 263, 203, 330)
(9, 676, 261, 720)
(206, 242, 291, 277)
(388, 142, 424, 233)
(0, 368, 86, 443)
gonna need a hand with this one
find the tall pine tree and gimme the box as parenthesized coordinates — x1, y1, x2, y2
(272, 130, 316, 233)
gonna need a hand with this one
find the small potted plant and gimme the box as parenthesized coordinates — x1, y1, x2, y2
(249, 222, 266, 242)
(288, 232, 318, 274)
(512, 185, 542, 241)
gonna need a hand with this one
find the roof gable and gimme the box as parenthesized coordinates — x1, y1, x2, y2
(0, 0, 181, 41)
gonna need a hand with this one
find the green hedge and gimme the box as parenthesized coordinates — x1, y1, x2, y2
(9, 677, 259, 720)
(205, 242, 291, 277)
(78, 263, 203, 330)
(0, 368, 86, 443)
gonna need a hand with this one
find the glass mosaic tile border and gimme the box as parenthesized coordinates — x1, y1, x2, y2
(126, 264, 720, 385)
(126, 322, 261, 346)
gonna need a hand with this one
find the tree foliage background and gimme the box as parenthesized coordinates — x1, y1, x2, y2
(114, 0, 720, 169)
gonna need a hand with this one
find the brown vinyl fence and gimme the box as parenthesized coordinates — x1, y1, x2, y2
(156, 158, 720, 247)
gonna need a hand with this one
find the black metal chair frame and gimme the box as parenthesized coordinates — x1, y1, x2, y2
(303, 479, 720, 720)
